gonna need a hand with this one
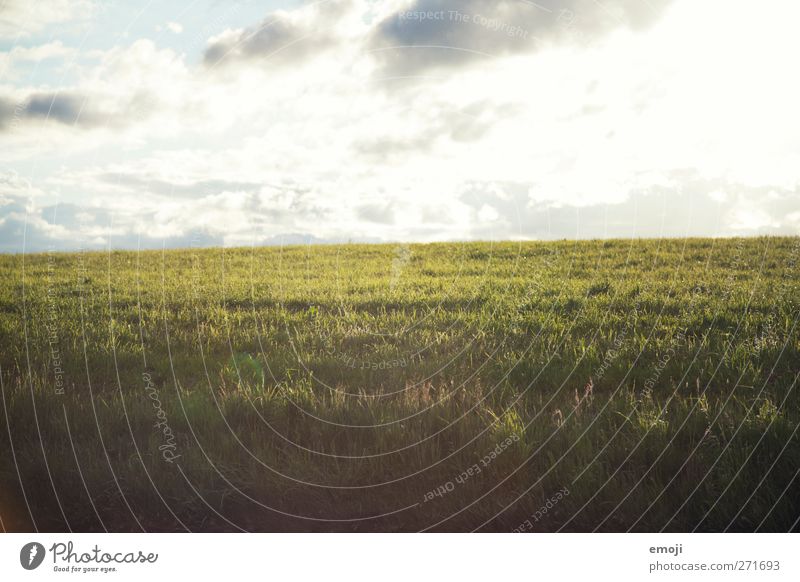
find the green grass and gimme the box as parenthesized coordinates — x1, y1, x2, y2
(1, 237, 798, 531)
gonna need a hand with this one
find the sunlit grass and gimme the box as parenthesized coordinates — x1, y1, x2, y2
(0, 237, 798, 531)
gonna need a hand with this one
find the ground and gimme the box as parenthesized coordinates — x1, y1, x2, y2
(0, 237, 798, 531)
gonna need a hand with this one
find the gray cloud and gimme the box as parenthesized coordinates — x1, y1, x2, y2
(95, 173, 263, 198)
(0, 174, 342, 252)
(356, 201, 396, 224)
(0, 86, 174, 134)
(0, 196, 342, 253)
(354, 99, 521, 159)
(203, 0, 353, 67)
(459, 173, 800, 240)
(370, 0, 674, 75)
(3, 173, 799, 253)
(0, 204, 224, 253)
(23, 92, 94, 125)
(0, 91, 143, 132)
(0, 97, 19, 130)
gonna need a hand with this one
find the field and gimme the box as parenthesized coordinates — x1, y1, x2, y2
(0, 237, 798, 532)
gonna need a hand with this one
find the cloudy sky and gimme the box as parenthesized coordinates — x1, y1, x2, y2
(1, 0, 799, 252)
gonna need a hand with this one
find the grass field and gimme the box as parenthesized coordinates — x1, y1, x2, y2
(1, 237, 798, 532)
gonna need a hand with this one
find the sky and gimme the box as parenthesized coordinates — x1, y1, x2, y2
(1, 0, 799, 252)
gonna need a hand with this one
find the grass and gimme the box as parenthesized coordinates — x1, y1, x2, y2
(0, 237, 798, 532)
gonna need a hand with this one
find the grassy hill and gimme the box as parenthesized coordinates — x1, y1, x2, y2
(1, 237, 798, 531)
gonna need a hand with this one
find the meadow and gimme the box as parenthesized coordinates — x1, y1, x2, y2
(0, 237, 798, 532)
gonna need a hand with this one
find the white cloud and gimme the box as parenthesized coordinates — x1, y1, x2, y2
(155, 22, 184, 34)
(728, 207, 779, 231)
(0, 40, 76, 75)
(2, 0, 800, 251)
(0, 0, 95, 39)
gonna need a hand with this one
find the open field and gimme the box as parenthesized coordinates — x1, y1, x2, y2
(0, 237, 798, 532)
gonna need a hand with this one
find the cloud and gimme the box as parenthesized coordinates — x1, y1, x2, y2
(0, 151, 352, 251)
(0, 181, 342, 252)
(155, 22, 184, 34)
(3, 163, 799, 253)
(203, 0, 357, 68)
(0, 171, 44, 202)
(0, 89, 154, 132)
(2, 0, 800, 252)
(0, 97, 19, 130)
(90, 173, 263, 198)
(0, 40, 77, 79)
(369, 0, 674, 75)
(24, 92, 93, 124)
(354, 98, 521, 159)
(0, 0, 95, 39)
(0, 92, 95, 130)
(458, 173, 800, 240)
(357, 202, 397, 224)
(0, 40, 195, 139)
